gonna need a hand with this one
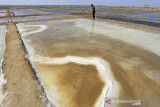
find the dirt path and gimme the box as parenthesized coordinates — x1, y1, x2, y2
(2, 23, 47, 107)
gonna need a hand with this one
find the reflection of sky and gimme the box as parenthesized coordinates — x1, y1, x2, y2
(122, 15, 160, 23)
(0, 16, 62, 23)
(0, 0, 160, 7)
(10, 9, 48, 15)
(38, 8, 90, 13)
(0, 13, 5, 16)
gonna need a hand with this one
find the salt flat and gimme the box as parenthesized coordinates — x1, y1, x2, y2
(17, 18, 160, 107)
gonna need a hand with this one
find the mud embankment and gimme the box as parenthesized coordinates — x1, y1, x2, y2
(2, 23, 47, 107)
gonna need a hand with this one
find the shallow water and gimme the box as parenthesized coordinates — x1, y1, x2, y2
(99, 10, 160, 24)
(0, 15, 63, 24)
(0, 13, 5, 17)
(11, 15, 61, 22)
(98, 18, 160, 30)
(122, 15, 160, 23)
(17, 19, 160, 107)
(10, 9, 49, 15)
(38, 8, 90, 13)
(135, 13, 160, 18)
(34, 62, 105, 107)
(38, 9, 76, 13)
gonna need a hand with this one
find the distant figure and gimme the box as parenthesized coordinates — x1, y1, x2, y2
(5, 10, 10, 17)
(91, 4, 96, 19)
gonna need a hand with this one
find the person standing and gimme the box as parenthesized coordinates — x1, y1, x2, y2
(91, 4, 96, 19)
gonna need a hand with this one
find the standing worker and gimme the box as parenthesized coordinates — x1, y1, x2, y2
(91, 4, 96, 19)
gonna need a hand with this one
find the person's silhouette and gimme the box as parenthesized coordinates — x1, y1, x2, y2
(91, 4, 96, 19)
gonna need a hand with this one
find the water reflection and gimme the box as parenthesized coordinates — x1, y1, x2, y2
(17, 19, 160, 107)
(90, 20, 95, 35)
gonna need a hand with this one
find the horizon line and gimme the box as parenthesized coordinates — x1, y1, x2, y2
(0, 5, 159, 8)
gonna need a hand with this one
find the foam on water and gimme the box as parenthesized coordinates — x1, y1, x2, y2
(0, 25, 7, 106)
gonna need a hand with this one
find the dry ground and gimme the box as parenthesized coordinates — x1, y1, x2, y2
(2, 23, 47, 107)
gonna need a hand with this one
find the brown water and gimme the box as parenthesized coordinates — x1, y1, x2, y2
(34, 62, 105, 107)
(17, 19, 160, 107)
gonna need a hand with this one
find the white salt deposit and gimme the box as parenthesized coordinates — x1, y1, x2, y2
(0, 25, 7, 106)
(17, 24, 48, 37)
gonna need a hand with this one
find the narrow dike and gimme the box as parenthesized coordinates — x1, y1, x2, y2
(2, 23, 47, 107)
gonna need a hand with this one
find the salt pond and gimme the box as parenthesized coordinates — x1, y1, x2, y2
(10, 9, 49, 15)
(0, 13, 5, 17)
(38, 8, 90, 13)
(0, 15, 63, 24)
(17, 19, 160, 107)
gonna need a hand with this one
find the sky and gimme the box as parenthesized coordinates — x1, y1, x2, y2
(0, 0, 160, 7)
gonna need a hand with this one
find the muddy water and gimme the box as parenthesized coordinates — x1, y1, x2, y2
(17, 19, 160, 107)
(34, 62, 105, 107)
